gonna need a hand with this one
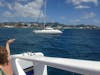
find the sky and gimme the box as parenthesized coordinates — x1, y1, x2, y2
(0, 0, 100, 25)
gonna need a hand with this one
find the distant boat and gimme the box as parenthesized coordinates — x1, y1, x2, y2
(4, 26, 14, 28)
(33, 27, 62, 34)
(33, 0, 62, 34)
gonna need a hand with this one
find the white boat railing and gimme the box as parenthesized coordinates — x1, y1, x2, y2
(11, 52, 100, 75)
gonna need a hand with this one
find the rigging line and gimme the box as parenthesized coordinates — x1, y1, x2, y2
(35, 4, 43, 23)
(35, 0, 47, 29)
(43, 0, 47, 29)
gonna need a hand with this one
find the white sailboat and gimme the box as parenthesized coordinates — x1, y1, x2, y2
(33, 0, 62, 34)
(33, 27, 62, 34)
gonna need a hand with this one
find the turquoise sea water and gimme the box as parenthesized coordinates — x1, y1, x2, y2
(0, 28, 100, 75)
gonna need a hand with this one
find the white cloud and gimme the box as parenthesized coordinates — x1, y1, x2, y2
(68, 0, 98, 6)
(2, 0, 44, 19)
(67, 0, 98, 8)
(17, 0, 27, 1)
(70, 19, 80, 23)
(75, 5, 90, 9)
(83, 12, 96, 19)
(0, 1, 4, 7)
(61, 16, 65, 20)
(3, 11, 14, 17)
(7, 3, 13, 10)
(0, 1, 13, 9)
(94, 19, 100, 23)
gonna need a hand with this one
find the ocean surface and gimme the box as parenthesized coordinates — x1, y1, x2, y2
(0, 28, 100, 75)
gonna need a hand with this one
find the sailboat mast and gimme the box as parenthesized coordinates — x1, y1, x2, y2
(43, 0, 47, 29)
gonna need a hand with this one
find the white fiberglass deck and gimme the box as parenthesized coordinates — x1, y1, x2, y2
(11, 52, 100, 75)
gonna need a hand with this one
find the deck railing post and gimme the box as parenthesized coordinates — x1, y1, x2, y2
(33, 52, 47, 75)
(33, 62, 47, 75)
(11, 58, 26, 75)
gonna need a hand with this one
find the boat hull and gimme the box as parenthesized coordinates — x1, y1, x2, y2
(33, 30, 62, 34)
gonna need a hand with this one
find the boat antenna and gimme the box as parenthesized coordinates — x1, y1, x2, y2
(43, 0, 47, 29)
(35, 1, 43, 24)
